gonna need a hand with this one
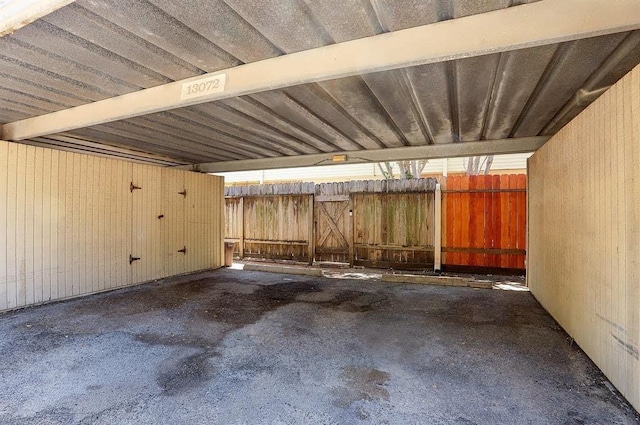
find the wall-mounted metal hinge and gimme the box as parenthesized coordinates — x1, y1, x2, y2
(178, 189, 187, 197)
(130, 182, 142, 192)
(157, 214, 164, 219)
(129, 254, 141, 264)
(178, 246, 187, 254)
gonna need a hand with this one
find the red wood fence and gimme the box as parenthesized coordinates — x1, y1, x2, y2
(442, 175, 526, 270)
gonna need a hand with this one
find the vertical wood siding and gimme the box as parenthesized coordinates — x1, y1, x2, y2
(0, 141, 224, 312)
(161, 168, 186, 277)
(528, 65, 640, 412)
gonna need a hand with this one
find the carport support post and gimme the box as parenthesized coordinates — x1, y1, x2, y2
(434, 183, 442, 271)
(308, 194, 314, 266)
(348, 196, 355, 268)
(239, 197, 245, 259)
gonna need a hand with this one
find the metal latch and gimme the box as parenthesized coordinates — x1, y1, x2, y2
(157, 214, 164, 219)
(178, 189, 187, 197)
(129, 254, 141, 264)
(178, 246, 187, 254)
(130, 182, 142, 192)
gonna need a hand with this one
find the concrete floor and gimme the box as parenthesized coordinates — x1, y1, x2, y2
(0, 269, 638, 425)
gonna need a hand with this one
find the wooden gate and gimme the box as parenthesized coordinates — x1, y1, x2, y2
(314, 195, 351, 264)
(161, 168, 186, 276)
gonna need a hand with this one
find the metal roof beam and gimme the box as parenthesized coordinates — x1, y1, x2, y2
(181, 137, 549, 173)
(0, 0, 77, 37)
(24, 134, 186, 166)
(2, 0, 639, 142)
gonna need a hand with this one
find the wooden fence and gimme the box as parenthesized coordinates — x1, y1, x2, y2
(442, 175, 526, 269)
(226, 194, 314, 262)
(225, 179, 437, 268)
(352, 192, 434, 268)
(225, 175, 526, 271)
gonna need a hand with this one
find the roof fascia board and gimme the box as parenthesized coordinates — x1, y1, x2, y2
(182, 137, 550, 173)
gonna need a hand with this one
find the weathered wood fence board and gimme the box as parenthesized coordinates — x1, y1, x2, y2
(225, 179, 437, 266)
(442, 174, 526, 269)
(226, 194, 313, 262)
(226, 182, 314, 197)
(353, 192, 434, 268)
(224, 197, 243, 257)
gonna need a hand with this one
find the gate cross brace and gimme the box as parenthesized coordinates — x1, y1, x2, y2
(316, 201, 350, 249)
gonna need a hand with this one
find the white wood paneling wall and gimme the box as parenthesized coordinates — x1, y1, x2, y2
(528, 64, 640, 411)
(0, 141, 224, 312)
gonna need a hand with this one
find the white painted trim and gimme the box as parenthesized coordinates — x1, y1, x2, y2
(186, 137, 549, 173)
(0, 0, 76, 37)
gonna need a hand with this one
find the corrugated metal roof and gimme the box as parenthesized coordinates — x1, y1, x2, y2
(0, 0, 639, 167)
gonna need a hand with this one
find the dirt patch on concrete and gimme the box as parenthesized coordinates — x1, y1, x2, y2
(332, 366, 391, 408)
(198, 281, 319, 326)
(72, 278, 214, 317)
(156, 352, 214, 396)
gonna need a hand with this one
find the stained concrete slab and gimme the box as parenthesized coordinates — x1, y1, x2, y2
(0, 269, 638, 424)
